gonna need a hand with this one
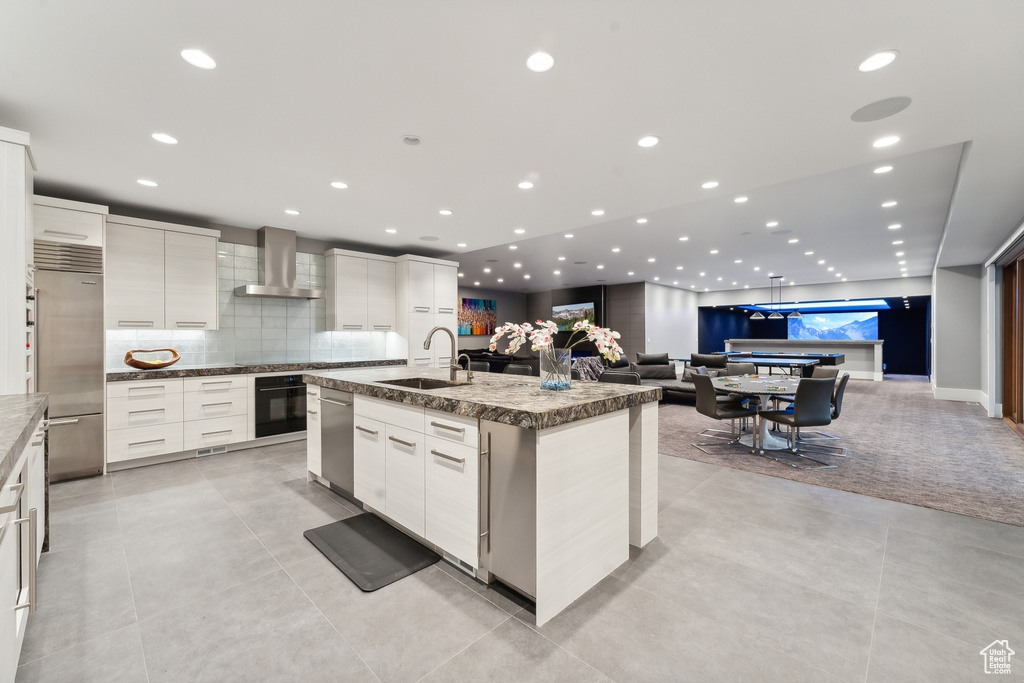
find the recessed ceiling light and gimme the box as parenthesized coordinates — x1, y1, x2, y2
(882, 201, 898, 208)
(818, 259, 826, 264)
(674, 281, 678, 285)
(734, 196, 748, 203)
(648, 257, 656, 263)
(514, 228, 526, 234)
(900, 267, 908, 272)
(386, 228, 398, 234)
(899, 260, 906, 265)
(766, 221, 778, 227)
(457, 272, 464, 277)
(439, 209, 453, 216)
(710, 249, 719, 254)
(612, 247, 620, 252)
(518, 181, 534, 189)
(788, 239, 799, 243)
(678, 236, 689, 241)
(699, 272, 706, 277)
(804, 251, 814, 256)
(896, 251, 905, 256)
(591, 210, 604, 216)
(526, 52, 554, 72)
(732, 281, 738, 285)
(638, 136, 660, 148)
(553, 270, 561, 275)
(889, 224, 902, 230)
(514, 263, 522, 268)
(483, 268, 491, 273)
(474, 281, 480, 286)
(554, 256, 564, 261)
(744, 285, 749, 289)
(734, 259, 743, 263)
(701, 181, 719, 189)
(509, 245, 518, 250)
(627, 271, 634, 276)
(676, 266, 683, 270)
(892, 240, 903, 245)
(597, 265, 604, 269)
(902, 273, 908, 277)
(842, 278, 848, 282)
(873, 135, 900, 148)
(874, 165, 893, 174)
(330, 181, 348, 189)
(835, 273, 841, 278)
(636, 218, 648, 224)
(705, 288, 709, 292)
(137, 179, 157, 187)
(181, 48, 216, 69)
(754, 266, 760, 271)
(858, 50, 899, 73)
(456, 242, 466, 247)
(524, 274, 531, 279)
(717, 277, 723, 281)
(284, 209, 300, 215)
(828, 267, 835, 272)
(152, 133, 177, 145)
(565, 233, 574, 238)
(401, 135, 422, 146)
(497, 278, 504, 283)
(691, 285, 697, 289)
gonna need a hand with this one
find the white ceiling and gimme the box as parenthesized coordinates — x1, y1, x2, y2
(2, 1, 1023, 295)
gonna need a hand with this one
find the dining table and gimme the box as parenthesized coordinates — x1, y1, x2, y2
(712, 374, 801, 452)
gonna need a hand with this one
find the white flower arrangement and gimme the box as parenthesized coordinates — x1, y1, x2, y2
(488, 319, 624, 388)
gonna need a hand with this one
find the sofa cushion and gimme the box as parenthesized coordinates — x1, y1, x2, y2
(605, 357, 630, 369)
(689, 352, 728, 369)
(634, 363, 676, 379)
(636, 352, 670, 365)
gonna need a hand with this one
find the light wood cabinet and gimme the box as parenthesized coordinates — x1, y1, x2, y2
(353, 414, 385, 510)
(106, 378, 184, 463)
(325, 250, 396, 332)
(105, 216, 219, 330)
(306, 384, 322, 477)
(384, 424, 426, 537)
(396, 256, 460, 368)
(32, 197, 106, 247)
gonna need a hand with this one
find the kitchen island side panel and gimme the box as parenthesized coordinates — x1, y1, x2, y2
(534, 410, 629, 626)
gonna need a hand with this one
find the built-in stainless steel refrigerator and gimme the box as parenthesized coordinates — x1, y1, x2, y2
(35, 241, 105, 481)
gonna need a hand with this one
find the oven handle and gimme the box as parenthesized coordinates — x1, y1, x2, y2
(257, 386, 303, 392)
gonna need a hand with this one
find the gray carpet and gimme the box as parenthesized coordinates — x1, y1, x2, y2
(659, 375, 1024, 527)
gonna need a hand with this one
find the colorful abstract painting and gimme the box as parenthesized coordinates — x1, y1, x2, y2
(458, 298, 497, 335)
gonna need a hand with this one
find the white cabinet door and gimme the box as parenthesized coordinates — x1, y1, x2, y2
(353, 415, 385, 510)
(105, 223, 164, 329)
(425, 437, 478, 565)
(409, 311, 437, 367)
(28, 419, 46, 557)
(407, 260, 434, 312)
(434, 312, 458, 368)
(385, 424, 425, 537)
(328, 255, 368, 331)
(165, 231, 218, 330)
(33, 203, 103, 246)
(307, 397, 322, 477)
(366, 259, 396, 331)
(433, 264, 458, 315)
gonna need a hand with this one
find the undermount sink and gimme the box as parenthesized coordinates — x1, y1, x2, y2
(378, 377, 469, 390)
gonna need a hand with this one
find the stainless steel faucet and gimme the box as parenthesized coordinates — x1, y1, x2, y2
(423, 326, 460, 381)
(456, 353, 473, 383)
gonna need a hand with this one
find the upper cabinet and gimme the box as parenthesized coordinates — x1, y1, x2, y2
(33, 196, 107, 247)
(105, 216, 220, 330)
(325, 250, 396, 332)
(396, 255, 459, 367)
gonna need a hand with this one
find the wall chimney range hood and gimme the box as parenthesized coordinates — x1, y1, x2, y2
(234, 226, 324, 299)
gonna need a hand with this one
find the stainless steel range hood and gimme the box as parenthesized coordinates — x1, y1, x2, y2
(234, 226, 324, 299)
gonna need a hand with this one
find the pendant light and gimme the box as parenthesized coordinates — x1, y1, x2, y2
(767, 275, 784, 319)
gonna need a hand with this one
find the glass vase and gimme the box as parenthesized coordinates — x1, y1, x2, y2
(540, 348, 572, 390)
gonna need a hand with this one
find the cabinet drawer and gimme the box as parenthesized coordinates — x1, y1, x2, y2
(107, 423, 183, 463)
(107, 378, 183, 400)
(107, 394, 184, 429)
(425, 410, 478, 447)
(384, 424, 425, 537)
(425, 438, 478, 564)
(353, 415, 385, 510)
(183, 415, 249, 450)
(307, 398, 322, 477)
(183, 375, 247, 394)
(354, 395, 424, 432)
(183, 387, 247, 421)
(306, 384, 321, 400)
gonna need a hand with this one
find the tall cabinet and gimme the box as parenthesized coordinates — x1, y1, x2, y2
(104, 216, 220, 330)
(396, 255, 459, 368)
(0, 126, 34, 395)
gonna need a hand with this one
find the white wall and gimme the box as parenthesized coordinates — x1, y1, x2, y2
(932, 265, 984, 402)
(644, 282, 698, 359)
(697, 276, 931, 308)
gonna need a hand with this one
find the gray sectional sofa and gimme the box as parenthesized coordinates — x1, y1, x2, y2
(614, 352, 729, 402)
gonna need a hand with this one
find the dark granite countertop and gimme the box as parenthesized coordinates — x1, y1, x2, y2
(106, 359, 406, 382)
(0, 393, 48, 486)
(303, 367, 661, 430)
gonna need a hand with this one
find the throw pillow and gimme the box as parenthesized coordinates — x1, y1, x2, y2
(635, 352, 670, 365)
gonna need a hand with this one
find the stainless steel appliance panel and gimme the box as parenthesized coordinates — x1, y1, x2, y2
(480, 420, 537, 599)
(48, 413, 104, 481)
(320, 389, 354, 496)
(36, 270, 104, 416)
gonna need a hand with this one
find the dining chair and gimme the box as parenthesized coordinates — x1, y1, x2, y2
(691, 374, 758, 454)
(598, 371, 641, 385)
(811, 366, 839, 379)
(758, 377, 838, 469)
(503, 364, 532, 376)
(468, 361, 490, 373)
(570, 368, 581, 380)
(726, 362, 756, 376)
(798, 372, 850, 450)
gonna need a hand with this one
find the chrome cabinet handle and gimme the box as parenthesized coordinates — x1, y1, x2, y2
(321, 397, 352, 407)
(356, 425, 378, 436)
(413, 306, 430, 313)
(176, 321, 208, 327)
(307, 409, 318, 415)
(201, 429, 232, 436)
(202, 402, 232, 408)
(129, 408, 164, 415)
(373, 324, 391, 329)
(437, 307, 455, 314)
(128, 438, 165, 448)
(430, 449, 465, 465)
(258, 386, 298, 392)
(12, 509, 37, 613)
(201, 380, 233, 387)
(429, 421, 465, 434)
(0, 483, 24, 514)
(43, 228, 88, 240)
(388, 436, 416, 448)
(47, 417, 80, 426)
(118, 320, 154, 327)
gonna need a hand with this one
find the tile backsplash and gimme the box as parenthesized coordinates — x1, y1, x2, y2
(105, 242, 397, 369)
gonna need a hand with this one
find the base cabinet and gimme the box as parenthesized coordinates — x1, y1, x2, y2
(306, 385, 321, 477)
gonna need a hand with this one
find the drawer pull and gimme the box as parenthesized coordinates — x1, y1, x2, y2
(201, 380, 233, 388)
(129, 408, 164, 415)
(321, 397, 351, 407)
(118, 320, 154, 327)
(31, 439, 43, 447)
(307, 409, 318, 415)
(388, 436, 416, 448)
(176, 321, 208, 327)
(413, 306, 431, 313)
(306, 391, 318, 396)
(343, 324, 364, 329)
(202, 429, 232, 437)
(429, 421, 465, 435)
(11, 509, 37, 613)
(430, 449, 465, 465)
(356, 425, 378, 436)
(128, 386, 165, 395)
(202, 402, 233, 408)
(47, 417, 79, 427)
(43, 228, 88, 240)
(0, 483, 24, 515)
(437, 307, 455, 314)
(128, 438, 165, 448)
(373, 324, 392, 330)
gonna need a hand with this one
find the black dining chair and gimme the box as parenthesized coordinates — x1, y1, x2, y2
(726, 362, 756, 376)
(811, 366, 839, 379)
(691, 374, 758, 454)
(798, 372, 850, 452)
(758, 377, 838, 469)
(598, 371, 641, 385)
(468, 361, 490, 373)
(503, 364, 532, 376)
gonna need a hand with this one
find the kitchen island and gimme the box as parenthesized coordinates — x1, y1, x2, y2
(303, 366, 660, 625)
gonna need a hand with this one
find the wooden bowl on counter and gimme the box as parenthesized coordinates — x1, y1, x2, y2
(124, 348, 181, 370)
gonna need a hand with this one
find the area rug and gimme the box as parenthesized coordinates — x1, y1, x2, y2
(659, 375, 1024, 527)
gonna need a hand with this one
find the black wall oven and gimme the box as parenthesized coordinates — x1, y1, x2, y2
(254, 375, 307, 437)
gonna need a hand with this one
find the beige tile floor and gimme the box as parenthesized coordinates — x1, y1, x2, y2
(16, 442, 1024, 682)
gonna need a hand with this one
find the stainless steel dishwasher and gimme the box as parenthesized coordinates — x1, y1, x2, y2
(320, 388, 355, 498)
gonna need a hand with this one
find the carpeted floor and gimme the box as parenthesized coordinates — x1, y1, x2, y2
(659, 375, 1024, 527)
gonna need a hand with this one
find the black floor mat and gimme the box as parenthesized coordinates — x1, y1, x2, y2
(304, 514, 440, 591)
